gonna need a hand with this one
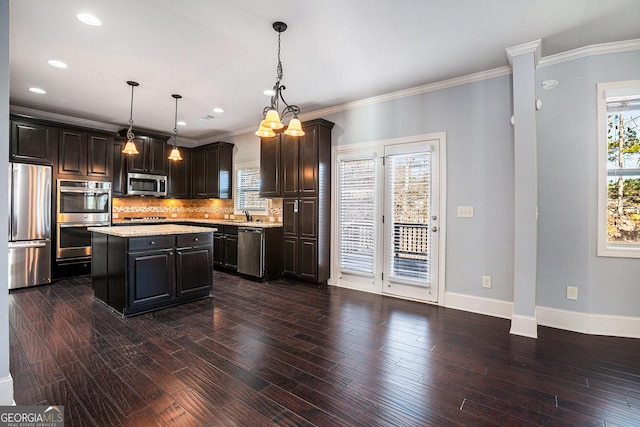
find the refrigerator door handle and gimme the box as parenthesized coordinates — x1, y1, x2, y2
(8, 241, 48, 249)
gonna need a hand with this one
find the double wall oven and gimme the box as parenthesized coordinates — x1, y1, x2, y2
(56, 180, 111, 261)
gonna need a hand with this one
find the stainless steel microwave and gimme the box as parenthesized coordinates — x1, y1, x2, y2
(127, 173, 167, 196)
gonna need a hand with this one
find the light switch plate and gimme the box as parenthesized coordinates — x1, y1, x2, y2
(457, 206, 474, 218)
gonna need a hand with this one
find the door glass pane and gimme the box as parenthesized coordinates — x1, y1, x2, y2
(387, 152, 431, 283)
(339, 157, 376, 275)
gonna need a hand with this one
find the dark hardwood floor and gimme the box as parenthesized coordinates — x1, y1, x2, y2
(8, 272, 640, 426)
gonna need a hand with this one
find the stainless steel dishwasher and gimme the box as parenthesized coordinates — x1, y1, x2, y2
(237, 227, 264, 277)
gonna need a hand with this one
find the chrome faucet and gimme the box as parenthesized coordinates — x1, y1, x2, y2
(243, 210, 252, 221)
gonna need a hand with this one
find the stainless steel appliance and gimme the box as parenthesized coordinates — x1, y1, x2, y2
(56, 179, 111, 261)
(8, 163, 52, 289)
(127, 173, 167, 197)
(237, 227, 264, 278)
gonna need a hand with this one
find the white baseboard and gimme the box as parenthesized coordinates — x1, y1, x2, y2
(537, 306, 640, 339)
(510, 314, 538, 338)
(0, 374, 14, 405)
(444, 291, 513, 319)
(445, 293, 640, 339)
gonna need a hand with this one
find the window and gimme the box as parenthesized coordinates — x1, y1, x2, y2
(338, 157, 376, 276)
(235, 166, 267, 213)
(597, 80, 640, 257)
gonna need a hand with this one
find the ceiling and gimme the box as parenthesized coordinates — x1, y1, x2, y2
(9, 0, 640, 144)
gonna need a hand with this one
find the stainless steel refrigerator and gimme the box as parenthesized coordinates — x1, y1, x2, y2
(8, 162, 52, 289)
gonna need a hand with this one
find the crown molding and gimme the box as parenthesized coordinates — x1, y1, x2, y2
(301, 66, 513, 121)
(10, 105, 200, 147)
(538, 38, 640, 68)
(506, 39, 542, 67)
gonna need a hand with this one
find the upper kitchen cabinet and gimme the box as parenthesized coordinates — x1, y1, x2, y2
(192, 141, 233, 199)
(259, 119, 333, 199)
(116, 129, 168, 176)
(167, 146, 192, 199)
(126, 135, 168, 175)
(58, 128, 112, 180)
(10, 118, 56, 165)
(259, 135, 281, 198)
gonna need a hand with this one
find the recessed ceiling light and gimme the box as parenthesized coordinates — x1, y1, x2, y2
(177, 121, 187, 126)
(213, 107, 224, 114)
(77, 13, 101, 26)
(263, 89, 275, 96)
(29, 87, 46, 94)
(47, 59, 68, 69)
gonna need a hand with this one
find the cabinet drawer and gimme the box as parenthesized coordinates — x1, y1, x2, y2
(176, 233, 213, 247)
(128, 235, 174, 251)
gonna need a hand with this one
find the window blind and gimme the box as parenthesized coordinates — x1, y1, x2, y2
(387, 152, 431, 283)
(236, 168, 266, 211)
(339, 157, 376, 275)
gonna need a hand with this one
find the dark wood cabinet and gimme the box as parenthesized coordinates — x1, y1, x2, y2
(127, 135, 167, 175)
(279, 119, 334, 285)
(128, 249, 175, 309)
(167, 146, 191, 198)
(176, 233, 213, 297)
(259, 136, 281, 197)
(223, 234, 238, 271)
(212, 225, 238, 271)
(192, 142, 234, 199)
(91, 230, 213, 317)
(58, 128, 112, 179)
(111, 139, 127, 196)
(10, 119, 56, 165)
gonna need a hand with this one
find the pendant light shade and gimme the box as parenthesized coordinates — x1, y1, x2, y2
(122, 140, 139, 155)
(122, 80, 140, 155)
(263, 109, 283, 129)
(255, 120, 276, 138)
(255, 21, 303, 137)
(284, 116, 305, 137)
(168, 146, 183, 161)
(168, 94, 183, 161)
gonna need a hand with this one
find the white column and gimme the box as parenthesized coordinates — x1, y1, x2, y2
(0, 0, 14, 404)
(506, 40, 541, 339)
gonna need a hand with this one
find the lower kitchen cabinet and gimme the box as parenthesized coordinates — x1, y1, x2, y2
(91, 230, 213, 317)
(128, 247, 174, 310)
(176, 233, 213, 297)
(213, 225, 238, 271)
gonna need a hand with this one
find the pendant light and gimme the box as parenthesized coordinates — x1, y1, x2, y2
(255, 22, 305, 138)
(168, 94, 183, 161)
(122, 80, 140, 155)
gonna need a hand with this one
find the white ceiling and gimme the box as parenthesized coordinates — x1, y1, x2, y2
(9, 0, 640, 144)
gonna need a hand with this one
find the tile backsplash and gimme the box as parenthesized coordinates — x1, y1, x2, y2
(112, 197, 282, 222)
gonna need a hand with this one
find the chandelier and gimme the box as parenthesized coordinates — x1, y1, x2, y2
(255, 22, 304, 138)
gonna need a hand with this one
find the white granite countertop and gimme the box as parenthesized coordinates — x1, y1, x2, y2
(112, 218, 283, 228)
(88, 224, 218, 237)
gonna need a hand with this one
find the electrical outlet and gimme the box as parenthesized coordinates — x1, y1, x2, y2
(482, 276, 492, 288)
(204, 214, 209, 218)
(457, 206, 474, 218)
(566, 286, 578, 300)
(229, 214, 234, 220)
(112, 213, 119, 219)
(278, 216, 282, 222)
(171, 213, 178, 218)
(269, 216, 275, 222)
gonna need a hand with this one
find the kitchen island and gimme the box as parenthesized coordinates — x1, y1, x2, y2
(90, 224, 217, 317)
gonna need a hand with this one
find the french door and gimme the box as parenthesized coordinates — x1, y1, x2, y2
(382, 141, 439, 302)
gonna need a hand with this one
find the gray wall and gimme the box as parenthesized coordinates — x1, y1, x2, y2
(323, 75, 517, 301)
(536, 50, 640, 316)
(1, 0, 12, 404)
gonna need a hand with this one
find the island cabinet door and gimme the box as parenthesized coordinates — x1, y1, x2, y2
(176, 247, 212, 297)
(127, 250, 175, 312)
